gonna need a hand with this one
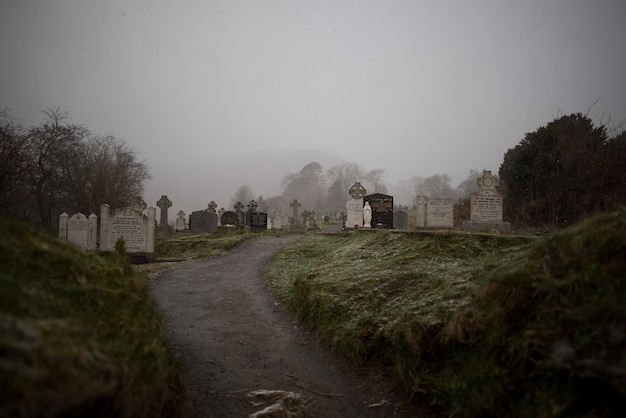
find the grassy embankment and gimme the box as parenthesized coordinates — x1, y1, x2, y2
(266, 210, 626, 417)
(0, 218, 188, 417)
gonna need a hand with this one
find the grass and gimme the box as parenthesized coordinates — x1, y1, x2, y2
(154, 229, 286, 260)
(265, 209, 626, 417)
(0, 218, 188, 417)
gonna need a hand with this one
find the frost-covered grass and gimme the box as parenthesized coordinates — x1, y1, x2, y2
(266, 211, 626, 417)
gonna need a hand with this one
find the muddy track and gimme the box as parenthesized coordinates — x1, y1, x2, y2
(150, 235, 427, 417)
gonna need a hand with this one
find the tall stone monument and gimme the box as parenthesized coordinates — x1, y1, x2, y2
(156, 195, 174, 238)
(461, 170, 511, 233)
(288, 199, 306, 232)
(346, 182, 366, 229)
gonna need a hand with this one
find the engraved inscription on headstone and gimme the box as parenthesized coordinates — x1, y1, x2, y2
(470, 171, 503, 222)
(427, 198, 454, 228)
(99, 204, 155, 254)
(461, 170, 511, 233)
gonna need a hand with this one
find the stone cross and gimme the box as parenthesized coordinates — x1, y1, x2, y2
(234, 201, 244, 213)
(247, 200, 257, 213)
(348, 182, 367, 199)
(290, 199, 301, 224)
(157, 195, 172, 226)
(208, 201, 218, 213)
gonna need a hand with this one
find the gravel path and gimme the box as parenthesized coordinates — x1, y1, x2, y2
(150, 235, 424, 417)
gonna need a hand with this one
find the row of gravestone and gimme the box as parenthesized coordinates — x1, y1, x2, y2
(59, 202, 156, 262)
(345, 170, 510, 232)
(59, 170, 510, 256)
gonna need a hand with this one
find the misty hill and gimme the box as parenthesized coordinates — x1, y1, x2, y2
(143, 148, 348, 215)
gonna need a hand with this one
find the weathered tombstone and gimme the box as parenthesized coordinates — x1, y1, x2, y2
(220, 210, 238, 227)
(288, 199, 306, 232)
(234, 202, 245, 227)
(208, 201, 218, 213)
(272, 209, 282, 230)
(189, 210, 210, 234)
(346, 182, 366, 229)
(246, 200, 258, 227)
(99, 204, 155, 261)
(461, 170, 511, 233)
(59, 212, 97, 250)
(217, 208, 225, 226)
(393, 210, 408, 230)
(363, 193, 394, 228)
(157, 195, 172, 226)
(175, 210, 186, 231)
(415, 197, 456, 229)
(249, 212, 268, 231)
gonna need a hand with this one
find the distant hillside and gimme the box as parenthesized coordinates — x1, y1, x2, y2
(143, 148, 347, 214)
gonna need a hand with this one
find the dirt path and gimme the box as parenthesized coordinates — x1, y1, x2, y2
(150, 235, 425, 417)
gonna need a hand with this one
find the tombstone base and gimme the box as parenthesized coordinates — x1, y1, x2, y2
(461, 221, 511, 234)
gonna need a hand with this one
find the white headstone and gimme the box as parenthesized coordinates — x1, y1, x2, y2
(59, 212, 97, 250)
(99, 204, 156, 253)
(345, 199, 363, 229)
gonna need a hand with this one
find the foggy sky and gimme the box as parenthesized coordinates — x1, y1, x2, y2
(2, 0, 625, 214)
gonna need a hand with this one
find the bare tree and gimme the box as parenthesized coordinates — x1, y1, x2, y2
(24, 109, 88, 228)
(231, 185, 255, 209)
(364, 168, 387, 193)
(415, 173, 455, 198)
(0, 111, 28, 216)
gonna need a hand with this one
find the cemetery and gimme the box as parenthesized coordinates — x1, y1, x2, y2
(55, 170, 522, 265)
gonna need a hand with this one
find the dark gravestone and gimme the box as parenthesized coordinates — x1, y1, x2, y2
(221, 211, 238, 226)
(394, 210, 408, 230)
(363, 193, 394, 228)
(249, 212, 268, 231)
(189, 210, 210, 234)
(207, 212, 218, 232)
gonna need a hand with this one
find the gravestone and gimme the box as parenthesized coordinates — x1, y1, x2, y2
(346, 182, 366, 229)
(59, 212, 97, 250)
(157, 195, 172, 226)
(189, 210, 210, 234)
(393, 210, 408, 230)
(272, 209, 282, 230)
(416, 196, 454, 228)
(217, 208, 225, 226)
(175, 210, 186, 231)
(363, 193, 394, 228)
(220, 211, 238, 227)
(208, 201, 218, 213)
(99, 204, 155, 260)
(461, 170, 511, 233)
(249, 212, 268, 231)
(288, 199, 306, 232)
(234, 202, 245, 227)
